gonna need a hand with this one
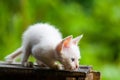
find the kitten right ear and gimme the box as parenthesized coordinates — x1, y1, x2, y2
(72, 34, 83, 45)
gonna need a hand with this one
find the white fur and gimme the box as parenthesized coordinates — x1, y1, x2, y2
(23, 23, 62, 49)
(5, 23, 82, 70)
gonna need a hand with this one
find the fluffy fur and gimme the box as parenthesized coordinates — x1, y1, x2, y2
(5, 23, 83, 70)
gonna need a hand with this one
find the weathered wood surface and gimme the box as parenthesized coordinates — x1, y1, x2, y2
(0, 62, 100, 80)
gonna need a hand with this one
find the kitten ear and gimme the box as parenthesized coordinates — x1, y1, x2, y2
(62, 35, 73, 48)
(56, 35, 73, 53)
(72, 34, 83, 45)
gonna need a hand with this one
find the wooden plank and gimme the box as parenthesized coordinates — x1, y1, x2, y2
(0, 62, 100, 80)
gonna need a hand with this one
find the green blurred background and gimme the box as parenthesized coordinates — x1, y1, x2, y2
(0, 0, 120, 79)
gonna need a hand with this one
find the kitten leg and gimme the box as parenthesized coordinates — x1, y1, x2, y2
(5, 47, 22, 64)
(21, 46, 32, 67)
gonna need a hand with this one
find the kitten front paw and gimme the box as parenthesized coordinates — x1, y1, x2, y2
(23, 62, 33, 67)
(55, 64, 64, 70)
(57, 64, 64, 70)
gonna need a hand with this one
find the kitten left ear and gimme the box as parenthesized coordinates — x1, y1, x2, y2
(62, 35, 73, 48)
(72, 34, 83, 45)
(56, 35, 73, 53)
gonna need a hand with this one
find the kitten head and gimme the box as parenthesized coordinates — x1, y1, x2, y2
(56, 35, 83, 70)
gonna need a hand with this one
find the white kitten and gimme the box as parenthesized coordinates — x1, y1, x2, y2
(5, 23, 83, 70)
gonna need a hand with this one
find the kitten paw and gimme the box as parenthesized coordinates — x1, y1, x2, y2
(57, 64, 64, 70)
(23, 62, 33, 67)
(54, 63, 64, 70)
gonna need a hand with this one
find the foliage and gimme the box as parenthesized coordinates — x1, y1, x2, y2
(0, 0, 120, 79)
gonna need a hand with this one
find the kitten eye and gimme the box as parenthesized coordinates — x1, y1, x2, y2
(71, 58, 75, 62)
